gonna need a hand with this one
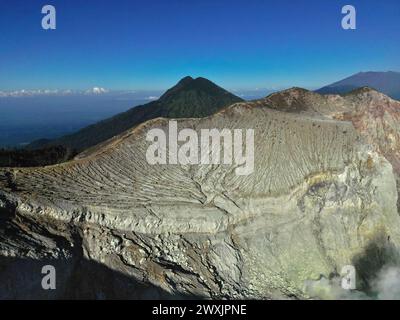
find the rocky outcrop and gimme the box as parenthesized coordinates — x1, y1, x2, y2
(1, 88, 400, 299)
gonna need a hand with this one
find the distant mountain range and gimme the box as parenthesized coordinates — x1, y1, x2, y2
(27, 71, 400, 154)
(316, 71, 400, 99)
(28, 76, 243, 152)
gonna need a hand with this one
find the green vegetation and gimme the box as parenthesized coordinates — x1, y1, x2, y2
(0, 145, 76, 167)
(28, 77, 243, 154)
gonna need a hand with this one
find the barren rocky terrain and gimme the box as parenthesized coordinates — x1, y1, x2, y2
(1, 87, 400, 299)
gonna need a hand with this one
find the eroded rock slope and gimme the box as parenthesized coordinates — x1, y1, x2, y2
(1, 88, 400, 299)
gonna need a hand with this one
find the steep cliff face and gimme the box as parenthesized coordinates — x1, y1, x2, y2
(259, 87, 400, 196)
(1, 89, 400, 299)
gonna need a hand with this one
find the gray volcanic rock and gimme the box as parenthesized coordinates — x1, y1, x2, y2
(1, 88, 400, 299)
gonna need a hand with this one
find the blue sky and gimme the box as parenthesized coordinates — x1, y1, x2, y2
(0, 0, 399, 91)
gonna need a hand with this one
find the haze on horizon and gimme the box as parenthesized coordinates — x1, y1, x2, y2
(0, 0, 399, 92)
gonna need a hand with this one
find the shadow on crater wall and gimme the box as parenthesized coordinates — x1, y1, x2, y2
(352, 231, 400, 294)
(0, 201, 199, 300)
(0, 256, 193, 300)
